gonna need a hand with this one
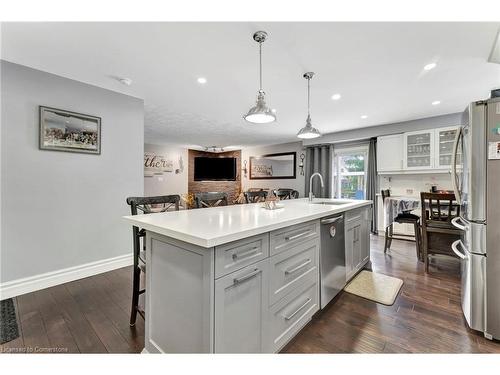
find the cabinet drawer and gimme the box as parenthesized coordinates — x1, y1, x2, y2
(345, 208, 364, 228)
(266, 279, 319, 353)
(269, 239, 319, 305)
(215, 233, 269, 279)
(270, 220, 319, 256)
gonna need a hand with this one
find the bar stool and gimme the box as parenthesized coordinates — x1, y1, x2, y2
(126, 194, 180, 326)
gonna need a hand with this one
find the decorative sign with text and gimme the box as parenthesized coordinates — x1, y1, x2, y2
(144, 152, 174, 177)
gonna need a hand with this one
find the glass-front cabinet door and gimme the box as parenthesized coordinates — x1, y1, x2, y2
(435, 126, 460, 169)
(404, 130, 434, 169)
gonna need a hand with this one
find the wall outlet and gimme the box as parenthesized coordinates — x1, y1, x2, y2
(406, 188, 414, 195)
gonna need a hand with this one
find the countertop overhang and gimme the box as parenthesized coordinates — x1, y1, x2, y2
(123, 198, 372, 248)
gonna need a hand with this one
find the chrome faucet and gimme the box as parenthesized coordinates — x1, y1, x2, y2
(309, 172, 324, 202)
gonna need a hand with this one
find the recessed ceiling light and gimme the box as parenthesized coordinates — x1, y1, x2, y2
(197, 77, 207, 84)
(424, 63, 437, 71)
(118, 77, 132, 86)
(361, 115, 368, 119)
(331, 93, 341, 101)
(432, 100, 441, 105)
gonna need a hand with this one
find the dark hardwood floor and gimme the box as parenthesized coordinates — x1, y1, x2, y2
(1, 235, 499, 353)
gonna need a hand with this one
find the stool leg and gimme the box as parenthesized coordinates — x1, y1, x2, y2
(130, 266, 140, 327)
(384, 227, 389, 253)
(387, 224, 394, 248)
(413, 221, 421, 261)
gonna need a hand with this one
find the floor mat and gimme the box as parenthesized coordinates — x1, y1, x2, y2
(344, 270, 403, 306)
(0, 298, 20, 344)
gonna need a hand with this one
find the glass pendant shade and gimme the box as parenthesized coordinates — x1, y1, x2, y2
(243, 90, 276, 124)
(297, 115, 321, 139)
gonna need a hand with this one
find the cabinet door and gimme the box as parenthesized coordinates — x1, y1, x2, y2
(214, 259, 268, 353)
(345, 219, 362, 281)
(377, 134, 404, 172)
(360, 207, 371, 264)
(434, 126, 460, 169)
(404, 130, 435, 170)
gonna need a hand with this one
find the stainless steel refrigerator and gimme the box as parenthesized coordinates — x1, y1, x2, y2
(451, 97, 500, 340)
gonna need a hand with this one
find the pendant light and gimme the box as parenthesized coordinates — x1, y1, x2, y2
(243, 31, 276, 124)
(297, 72, 321, 139)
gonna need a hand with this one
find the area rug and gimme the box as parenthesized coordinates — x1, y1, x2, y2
(344, 270, 403, 306)
(0, 298, 20, 344)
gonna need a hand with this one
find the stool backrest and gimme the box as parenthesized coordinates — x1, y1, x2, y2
(273, 188, 299, 200)
(126, 195, 180, 215)
(244, 190, 268, 203)
(195, 192, 228, 208)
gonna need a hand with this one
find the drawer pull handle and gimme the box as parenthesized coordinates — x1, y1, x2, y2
(284, 259, 312, 275)
(233, 269, 261, 285)
(285, 231, 311, 241)
(232, 246, 259, 260)
(284, 298, 312, 321)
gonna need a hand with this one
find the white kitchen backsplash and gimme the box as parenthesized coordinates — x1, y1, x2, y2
(378, 173, 453, 198)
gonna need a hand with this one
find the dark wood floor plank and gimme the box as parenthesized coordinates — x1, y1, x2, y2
(16, 292, 50, 351)
(49, 283, 107, 353)
(33, 287, 80, 353)
(78, 275, 144, 352)
(64, 279, 132, 353)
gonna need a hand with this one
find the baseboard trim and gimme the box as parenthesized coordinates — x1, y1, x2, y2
(0, 253, 133, 300)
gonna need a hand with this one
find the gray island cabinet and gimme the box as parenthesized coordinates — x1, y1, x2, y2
(123, 198, 372, 353)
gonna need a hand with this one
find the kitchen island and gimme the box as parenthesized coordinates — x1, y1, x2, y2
(123, 198, 372, 353)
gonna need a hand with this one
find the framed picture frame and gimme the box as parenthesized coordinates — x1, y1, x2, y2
(39, 106, 101, 155)
(249, 152, 296, 180)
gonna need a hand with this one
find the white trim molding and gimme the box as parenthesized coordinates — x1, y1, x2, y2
(0, 253, 133, 300)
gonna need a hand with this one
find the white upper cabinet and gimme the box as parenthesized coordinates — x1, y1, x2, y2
(403, 130, 435, 170)
(377, 134, 404, 173)
(378, 126, 459, 174)
(434, 126, 460, 170)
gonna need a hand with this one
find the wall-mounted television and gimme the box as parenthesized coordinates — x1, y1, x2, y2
(194, 157, 237, 181)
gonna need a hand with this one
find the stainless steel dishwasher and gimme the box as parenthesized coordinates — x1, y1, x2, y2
(319, 214, 346, 309)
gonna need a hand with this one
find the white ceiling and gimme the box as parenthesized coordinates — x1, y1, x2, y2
(2, 22, 500, 147)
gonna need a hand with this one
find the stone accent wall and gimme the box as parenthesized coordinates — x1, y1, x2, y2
(188, 149, 242, 204)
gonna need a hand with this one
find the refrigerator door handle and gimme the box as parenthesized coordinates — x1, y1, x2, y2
(451, 216, 467, 231)
(451, 127, 462, 205)
(451, 239, 467, 260)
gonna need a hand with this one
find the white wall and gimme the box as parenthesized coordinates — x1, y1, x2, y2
(0, 61, 144, 284)
(379, 173, 453, 197)
(241, 142, 306, 197)
(144, 143, 188, 196)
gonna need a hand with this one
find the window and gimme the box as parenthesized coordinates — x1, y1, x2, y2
(333, 146, 368, 200)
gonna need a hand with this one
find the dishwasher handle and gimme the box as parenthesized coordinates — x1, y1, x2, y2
(321, 216, 343, 225)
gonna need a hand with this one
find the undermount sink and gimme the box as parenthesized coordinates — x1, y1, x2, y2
(310, 201, 349, 206)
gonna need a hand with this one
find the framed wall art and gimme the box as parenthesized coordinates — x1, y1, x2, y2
(39, 106, 101, 154)
(249, 152, 296, 180)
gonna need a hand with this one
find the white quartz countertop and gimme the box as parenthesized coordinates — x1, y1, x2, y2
(123, 198, 372, 248)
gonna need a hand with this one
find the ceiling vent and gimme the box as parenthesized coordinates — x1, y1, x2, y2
(488, 29, 500, 64)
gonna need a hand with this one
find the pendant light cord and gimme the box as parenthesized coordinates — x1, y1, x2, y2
(307, 77, 311, 117)
(259, 42, 263, 91)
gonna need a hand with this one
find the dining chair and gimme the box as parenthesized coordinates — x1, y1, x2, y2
(126, 194, 180, 326)
(420, 192, 462, 273)
(195, 192, 228, 208)
(273, 188, 299, 200)
(244, 190, 268, 203)
(381, 189, 422, 260)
